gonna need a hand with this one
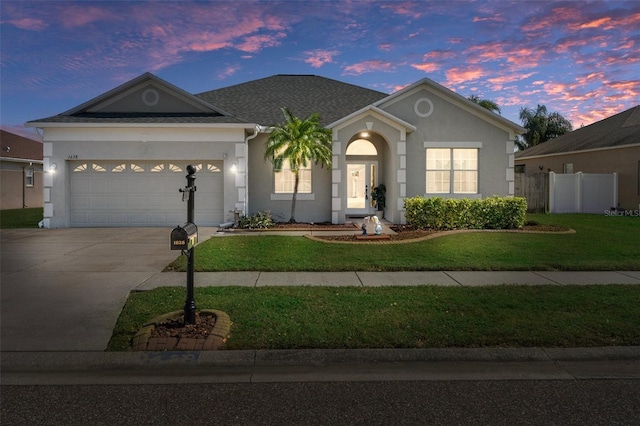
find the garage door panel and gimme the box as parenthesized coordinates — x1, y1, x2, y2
(69, 161, 223, 227)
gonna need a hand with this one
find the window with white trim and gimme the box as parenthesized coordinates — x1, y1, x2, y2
(426, 148, 478, 194)
(25, 167, 34, 187)
(274, 158, 312, 193)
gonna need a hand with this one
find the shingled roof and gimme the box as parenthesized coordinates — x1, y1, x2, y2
(196, 75, 388, 126)
(516, 105, 640, 158)
(0, 130, 43, 161)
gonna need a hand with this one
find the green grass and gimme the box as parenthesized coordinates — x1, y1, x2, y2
(166, 214, 640, 271)
(0, 207, 43, 228)
(107, 285, 640, 351)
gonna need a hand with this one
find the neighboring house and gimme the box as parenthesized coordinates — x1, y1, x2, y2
(0, 130, 43, 210)
(27, 73, 524, 228)
(515, 105, 640, 211)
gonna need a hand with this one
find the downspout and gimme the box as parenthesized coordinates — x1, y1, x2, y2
(23, 166, 26, 208)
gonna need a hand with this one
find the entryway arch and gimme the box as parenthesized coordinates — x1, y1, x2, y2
(345, 132, 386, 217)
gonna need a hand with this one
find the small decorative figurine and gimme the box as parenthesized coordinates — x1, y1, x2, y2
(372, 215, 382, 235)
(362, 216, 370, 235)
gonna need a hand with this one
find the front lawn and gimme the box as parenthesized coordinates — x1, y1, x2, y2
(107, 285, 640, 351)
(0, 208, 43, 228)
(166, 214, 640, 271)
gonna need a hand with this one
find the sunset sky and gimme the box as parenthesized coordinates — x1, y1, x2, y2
(1, 0, 639, 139)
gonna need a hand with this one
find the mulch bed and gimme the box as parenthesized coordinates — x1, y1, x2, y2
(151, 312, 217, 339)
(132, 310, 232, 351)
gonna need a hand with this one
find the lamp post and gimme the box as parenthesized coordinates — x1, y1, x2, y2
(180, 164, 197, 324)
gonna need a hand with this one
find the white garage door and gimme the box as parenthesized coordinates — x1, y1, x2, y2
(69, 161, 223, 227)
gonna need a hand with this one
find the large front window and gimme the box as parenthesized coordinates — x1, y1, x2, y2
(274, 158, 311, 193)
(426, 148, 478, 194)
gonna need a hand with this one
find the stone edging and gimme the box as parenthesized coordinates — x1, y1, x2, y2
(304, 227, 576, 245)
(131, 309, 232, 351)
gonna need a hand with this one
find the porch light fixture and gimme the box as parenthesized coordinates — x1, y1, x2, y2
(48, 163, 57, 173)
(360, 132, 370, 138)
(230, 163, 237, 173)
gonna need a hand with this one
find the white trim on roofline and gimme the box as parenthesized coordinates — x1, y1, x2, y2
(0, 157, 43, 164)
(25, 122, 258, 130)
(515, 142, 640, 160)
(327, 105, 417, 133)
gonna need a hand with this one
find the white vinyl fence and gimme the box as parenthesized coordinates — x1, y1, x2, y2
(549, 172, 618, 214)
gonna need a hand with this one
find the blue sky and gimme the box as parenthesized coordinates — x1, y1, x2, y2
(1, 0, 639, 139)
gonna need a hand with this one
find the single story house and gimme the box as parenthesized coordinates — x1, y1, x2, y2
(27, 73, 524, 228)
(0, 130, 43, 210)
(515, 105, 640, 211)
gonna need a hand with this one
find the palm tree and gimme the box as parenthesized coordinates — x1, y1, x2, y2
(517, 104, 572, 150)
(265, 108, 332, 222)
(467, 94, 501, 115)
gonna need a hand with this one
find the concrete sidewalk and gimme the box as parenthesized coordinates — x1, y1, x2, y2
(136, 270, 640, 290)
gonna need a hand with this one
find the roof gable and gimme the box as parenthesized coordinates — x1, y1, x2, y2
(375, 78, 525, 135)
(196, 75, 388, 126)
(28, 73, 248, 126)
(515, 105, 640, 158)
(328, 105, 417, 134)
(64, 73, 227, 115)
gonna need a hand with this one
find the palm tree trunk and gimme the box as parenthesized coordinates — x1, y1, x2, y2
(289, 171, 299, 223)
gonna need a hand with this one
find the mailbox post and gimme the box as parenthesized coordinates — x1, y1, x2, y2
(171, 164, 198, 324)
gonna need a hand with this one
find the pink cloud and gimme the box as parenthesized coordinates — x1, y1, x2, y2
(380, 2, 423, 19)
(343, 60, 395, 76)
(236, 33, 285, 53)
(473, 14, 506, 23)
(522, 6, 580, 34)
(6, 17, 48, 31)
(411, 63, 440, 73)
(303, 49, 338, 68)
(487, 73, 536, 90)
(445, 67, 487, 86)
(218, 65, 242, 79)
(60, 5, 116, 28)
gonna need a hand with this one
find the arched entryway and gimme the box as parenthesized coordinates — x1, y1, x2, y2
(345, 134, 384, 217)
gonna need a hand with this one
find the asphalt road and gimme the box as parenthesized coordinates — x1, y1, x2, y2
(3, 380, 639, 425)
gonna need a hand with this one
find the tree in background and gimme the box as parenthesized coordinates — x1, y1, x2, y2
(265, 108, 332, 223)
(467, 94, 501, 115)
(517, 104, 572, 150)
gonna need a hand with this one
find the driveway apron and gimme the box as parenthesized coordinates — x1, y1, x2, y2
(0, 228, 187, 351)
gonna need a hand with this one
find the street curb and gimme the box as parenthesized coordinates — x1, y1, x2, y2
(2, 346, 638, 373)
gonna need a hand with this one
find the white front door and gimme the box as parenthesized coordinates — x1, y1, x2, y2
(346, 162, 377, 215)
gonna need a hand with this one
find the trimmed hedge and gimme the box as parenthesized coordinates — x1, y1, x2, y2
(404, 196, 527, 230)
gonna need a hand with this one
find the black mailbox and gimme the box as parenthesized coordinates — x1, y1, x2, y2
(171, 222, 198, 250)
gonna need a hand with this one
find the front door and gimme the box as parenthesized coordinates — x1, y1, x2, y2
(346, 162, 377, 215)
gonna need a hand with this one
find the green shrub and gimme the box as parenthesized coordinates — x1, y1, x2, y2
(404, 196, 527, 230)
(237, 210, 274, 229)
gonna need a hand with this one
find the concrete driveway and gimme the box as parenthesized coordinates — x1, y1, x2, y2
(0, 227, 215, 351)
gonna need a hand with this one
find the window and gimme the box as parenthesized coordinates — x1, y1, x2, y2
(563, 163, 573, 174)
(274, 158, 312, 193)
(25, 167, 34, 187)
(426, 148, 478, 194)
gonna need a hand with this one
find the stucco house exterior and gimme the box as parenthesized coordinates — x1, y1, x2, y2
(27, 73, 524, 228)
(0, 130, 43, 210)
(515, 105, 640, 211)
